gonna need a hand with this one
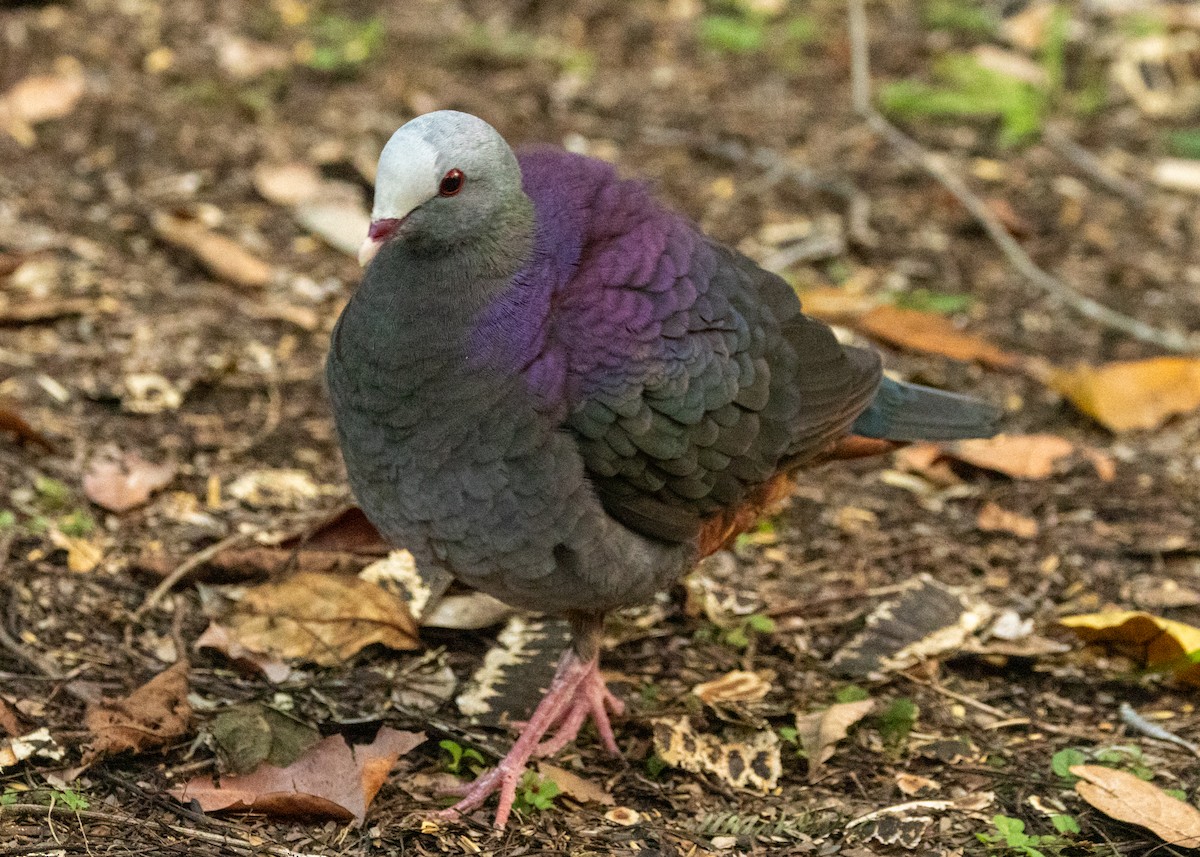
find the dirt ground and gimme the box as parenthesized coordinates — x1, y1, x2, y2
(2, 0, 1200, 855)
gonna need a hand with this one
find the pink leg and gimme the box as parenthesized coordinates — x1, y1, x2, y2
(437, 648, 622, 829)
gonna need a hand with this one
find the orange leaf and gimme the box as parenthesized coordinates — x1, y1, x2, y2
(854, 305, 1022, 370)
(948, 434, 1075, 480)
(1048, 357, 1200, 432)
(1072, 764, 1200, 848)
(172, 728, 425, 824)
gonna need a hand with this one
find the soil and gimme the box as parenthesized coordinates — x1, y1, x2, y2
(2, 1, 1200, 855)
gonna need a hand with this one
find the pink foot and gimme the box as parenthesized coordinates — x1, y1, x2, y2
(437, 650, 623, 829)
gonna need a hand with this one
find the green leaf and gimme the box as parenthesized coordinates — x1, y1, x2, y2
(1168, 129, 1200, 160)
(34, 476, 70, 511)
(0, 510, 14, 529)
(834, 685, 870, 704)
(55, 789, 89, 811)
(1166, 788, 1188, 801)
(922, 0, 996, 34)
(699, 15, 765, 54)
(515, 771, 560, 812)
(645, 753, 668, 779)
(878, 698, 918, 749)
(746, 614, 775, 634)
(1050, 813, 1080, 834)
(1051, 747, 1086, 780)
(58, 510, 95, 537)
(892, 289, 973, 314)
(778, 726, 798, 744)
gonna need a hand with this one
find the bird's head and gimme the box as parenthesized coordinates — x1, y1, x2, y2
(360, 110, 529, 268)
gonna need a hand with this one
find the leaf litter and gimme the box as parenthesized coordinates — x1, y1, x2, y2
(1072, 764, 1200, 848)
(172, 728, 425, 824)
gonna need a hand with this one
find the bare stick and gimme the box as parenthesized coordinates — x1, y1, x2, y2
(1043, 124, 1147, 205)
(130, 530, 254, 625)
(845, 0, 1197, 353)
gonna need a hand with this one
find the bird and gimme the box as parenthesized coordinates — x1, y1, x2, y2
(326, 110, 1000, 829)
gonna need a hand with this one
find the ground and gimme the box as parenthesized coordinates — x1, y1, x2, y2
(2, 0, 1200, 855)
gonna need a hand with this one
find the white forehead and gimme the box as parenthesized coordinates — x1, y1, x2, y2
(372, 129, 441, 220)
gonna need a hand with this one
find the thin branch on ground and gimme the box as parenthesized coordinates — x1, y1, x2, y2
(129, 530, 255, 628)
(1043, 124, 1148, 205)
(845, 0, 1198, 353)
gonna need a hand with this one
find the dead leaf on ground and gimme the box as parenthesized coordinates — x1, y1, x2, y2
(976, 502, 1039, 539)
(49, 529, 104, 573)
(1072, 764, 1200, 848)
(895, 772, 941, 795)
(0, 402, 53, 452)
(1060, 611, 1200, 686)
(796, 286, 883, 322)
(0, 60, 86, 145)
(899, 434, 1086, 482)
(194, 622, 292, 682)
(0, 727, 63, 770)
(537, 762, 615, 807)
(206, 571, 418, 667)
(171, 728, 425, 825)
(853, 305, 1023, 371)
(207, 703, 320, 774)
(293, 182, 372, 258)
(692, 670, 772, 706)
(152, 211, 273, 288)
(0, 699, 22, 737)
(1048, 357, 1200, 432)
(253, 162, 324, 207)
(83, 660, 191, 762)
(832, 575, 993, 678)
(652, 716, 781, 791)
(226, 468, 333, 509)
(83, 448, 176, 512)
(794, 699, 875, 781)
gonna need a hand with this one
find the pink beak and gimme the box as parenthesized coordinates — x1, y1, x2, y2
(359, 218, 401, 267)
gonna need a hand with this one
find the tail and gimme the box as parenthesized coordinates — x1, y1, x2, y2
(851, 377, 1002, 441)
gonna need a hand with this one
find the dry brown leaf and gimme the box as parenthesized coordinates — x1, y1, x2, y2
(1060, 611, 1200, 686)
(194, 622, 292, 683)
(0, 699, 23, 737)
(0, 62, 86, 144)
(895, 772, 940, 796)
(853, 305, 1023, 371)
(796, 286, 882, 322)
(1072, 764, 1200, 848)
(0, 727, 63, 770)
(537, 762, 615, 806)
(976, 502, 1039, 539)
(0, 402, 54, 452)
(171, 728, 425, 824)
(49, 529, 104, 573)
(948, 434, 1075, 479)
(218, 571, 418, 666)
(83, 449, 176, 513)
(152, 211, 273, 288)
(691, 670, 772, 705)
(252, 162, 324, 207)
(794, 699, 875, 781)
(293, 184, 372, 257)
(1048, 358, 1200, 432)
(84, 660, 191, 761)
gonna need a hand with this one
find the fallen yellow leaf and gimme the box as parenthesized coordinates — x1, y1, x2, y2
(854, 305, 1023, 371)
(218, 571, 419, 666)
(1060, 610, 1200, 686)
(1049, 357, 1200, 432)
(794, 699, 875, 781)
(1072, 764, 1200, 848)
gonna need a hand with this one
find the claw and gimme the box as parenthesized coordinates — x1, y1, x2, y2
(437, 649, 621, 829)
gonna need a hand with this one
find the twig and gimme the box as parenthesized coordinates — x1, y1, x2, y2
(129, 530, 254, 626)
(1043, 124, 1147, 205)
(903, 673, 1011, 720)
(845, 0, 1198, 353)
(1119, 701, 1200, 758)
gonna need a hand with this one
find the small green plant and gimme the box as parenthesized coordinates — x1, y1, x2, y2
(892, 289, 973, 315)
(513, 770, 560, 813)
(645, 753, 668, 779)
(1050, 747, 1086, 780)
(34, 476, 71, 511)
(53, 788, 90, 811)
(922, 0, 995, 34)
(878, 697, 918, 751)
(438, 739, 485, 777)
(57, 510, 95, 537)
(834, 685, 870, 704)
(721, 613, 775, 649)
(0, 510, 15, 530)
(0, 790, 18, 806)
(977, 814, 1075, 856)
(1168, 129, 1200, 160)
(302, 15, 383, 74)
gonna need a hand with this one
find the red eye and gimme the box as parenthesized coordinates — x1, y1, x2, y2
(439, 168, 464, 197)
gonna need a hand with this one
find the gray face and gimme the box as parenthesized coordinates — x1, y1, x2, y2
(362, 110, 526, 264)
